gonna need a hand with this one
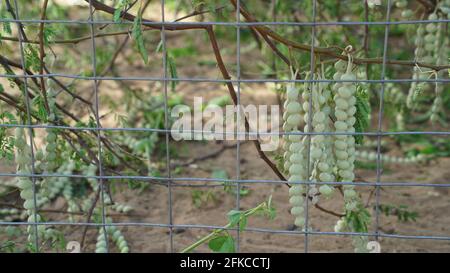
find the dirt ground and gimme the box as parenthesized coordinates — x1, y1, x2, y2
(1, 2, 450, 253)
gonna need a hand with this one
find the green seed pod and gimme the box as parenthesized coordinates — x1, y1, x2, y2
(294, 217, 305, 227)
(289, 164, 305, 175)
(286, 101, 301, 113)
(289, 196, 304, 206)
(319, 185, 333, 196)
(290, 206, 304, 216)
(289, 185, 304, 196)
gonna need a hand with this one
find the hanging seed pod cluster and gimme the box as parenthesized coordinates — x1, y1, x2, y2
(282, 47, 365, 232)
(406, 1, 450, 124)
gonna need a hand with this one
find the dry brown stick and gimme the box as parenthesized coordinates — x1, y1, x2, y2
(206, 26, 287, 183)
(38, 0, 50, 113)
(3, 52, 150, 191)
(0, 28, 171, 45)
(172, 142, 241, 167)
(417, 0, 436, 12)
(174, 5, 226, 22)
(363, 0, 370, 79)
(85, 0, 205, 30)
(100, 35, 130, 76)
(80, 187, 101, 250)
(0, 53, 92, 107)
(43, 66, 94, 106)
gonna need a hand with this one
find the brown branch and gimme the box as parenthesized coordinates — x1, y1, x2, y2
(174, 5, 227, 22)
(85, 0, 205, 30)
(38, 0, 50, 113)
(0, 28, 177, 45)
(172, 142, 241, 168)
(417, 0, 436, 12)
(315, 203, 345, 217)
(363, 0, 370, 78)
(80, 187, 101, 250)
(206, 26, 287, 183)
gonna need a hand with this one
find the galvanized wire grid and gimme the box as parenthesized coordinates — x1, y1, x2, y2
(0, 0, 449, 253)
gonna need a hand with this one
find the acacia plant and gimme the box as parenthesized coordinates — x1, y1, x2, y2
(0, 0, 449, 253)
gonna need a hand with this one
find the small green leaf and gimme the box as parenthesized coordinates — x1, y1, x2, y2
(212, 169, 228, 180)
(24, 44, 40, 72)
(206, 95, 231, 108)
(208, 234, 235, 253)
(167, 55, 178, 92)
(227, 210, 242, 227)
(43, 26, 56, 45)
(114, 0, 131, 22)
(354, 86, 370, 144)
(132, 11, 148, 64)
(1, 9, 12, 35)
(239, 216, 248, 231)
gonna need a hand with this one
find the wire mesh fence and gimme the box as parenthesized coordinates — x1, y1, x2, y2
(0, 0, 449, 253)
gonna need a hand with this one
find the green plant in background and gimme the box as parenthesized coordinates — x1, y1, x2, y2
(182, 196, 276, 253)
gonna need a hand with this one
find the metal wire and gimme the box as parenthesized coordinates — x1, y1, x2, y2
(1, 18, 449, 26)
(87, 0, 109, 252)
(2, 74, 450, 83)
(375, 0, 393, 243)
(304, 0, 318, 253)
(160, 0, 174, 253)
(0, 0, 449, 253)
(11, 0, 40, 252)
(235, 0, 242, 252)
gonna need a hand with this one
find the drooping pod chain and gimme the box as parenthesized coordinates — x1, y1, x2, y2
(14, 127, 47, 245)
(407, 12, 439, 110)
(95, 218, 129, 253)
(283, 69, 308, 229)
(406, 24, 425, 109)
(424, 13, 439, 64)
(430, 20, 448, 124)
(308, 72, 335, 201)
(44, 80, 59, 172)
(334, 47, 358, 212)
(394, 0, 413, 18)
(355, 150, 427, 164)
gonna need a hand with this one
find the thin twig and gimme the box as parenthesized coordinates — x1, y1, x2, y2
(38, 0, 50, 113)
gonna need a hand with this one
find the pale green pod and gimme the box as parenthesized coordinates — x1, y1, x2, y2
(287, 86, 300, 100)
(334, 121, 348, 131)
(290, 206, 304, 216)
(335, 150, 349, 160)
(289, 195, 304, 206)
(287, 114, 302, 126)
(294, 217, 305, 227)
(289, 164, 305, 175)
(286, 101, 301, 113)
(289, 153, 303, 164)
(335, 98, 349, 110)
(319, 185, 333, 196)
(289, 184, 304, 196)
